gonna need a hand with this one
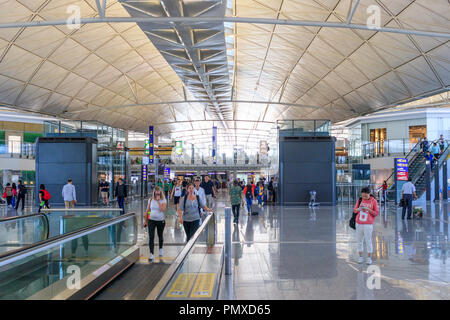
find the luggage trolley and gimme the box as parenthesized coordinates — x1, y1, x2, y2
(308, 190, 320, 207)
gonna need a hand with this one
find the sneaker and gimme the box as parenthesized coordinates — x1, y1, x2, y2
(148, 254, 154, 261)
(366, 257, 372, 265)
(357, 256, 364, 264)
(159, 249, 164, 257)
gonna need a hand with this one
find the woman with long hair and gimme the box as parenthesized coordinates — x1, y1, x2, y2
(353, 187, 379, 264)
(178, 183, 213, 242)
(143, 186, 167, 261)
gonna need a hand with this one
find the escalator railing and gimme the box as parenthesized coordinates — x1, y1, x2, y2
(0, 208, 123, 257)
(0, 212, 137, 300)
(0, 213, 49, 255)
(146, 212, 218, 300)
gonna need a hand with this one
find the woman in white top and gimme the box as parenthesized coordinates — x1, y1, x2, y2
(144, 186, 167, 261)
(170, 179, 183, 211)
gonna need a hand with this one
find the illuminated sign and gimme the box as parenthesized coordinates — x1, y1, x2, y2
(396, 158, 408, 181)
(164, 167, 170, 177)
(142, 157, 149, 165)
(212, 126, 217, 164)
(142, 165, 147, 181)
(144, 139, 149, 155)
(149, 126, 154, 164)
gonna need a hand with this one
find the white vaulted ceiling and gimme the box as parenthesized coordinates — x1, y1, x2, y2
(0, 0, 449, 148)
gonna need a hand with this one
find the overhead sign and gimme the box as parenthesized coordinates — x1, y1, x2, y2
(142, 165, 147, 181)
(175, 141, 183, 155)
(396, 158, 408, 181)
(164, 166, 170, 177)
(142, 156, 149, 165)
(212, 126, 217, 164)
(144, 139, 149, 155)
(149, 126, 154, 164)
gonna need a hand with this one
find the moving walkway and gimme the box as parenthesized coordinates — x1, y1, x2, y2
(0, 210, 224, 300)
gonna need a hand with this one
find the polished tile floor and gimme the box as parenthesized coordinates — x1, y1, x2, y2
(2, 192, 449, 300)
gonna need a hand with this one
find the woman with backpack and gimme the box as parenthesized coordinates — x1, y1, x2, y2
(177, 183, 213, 242)
(353, 187, 379, 264)
(38, 184, 51, 213)
(243, 182, 255, 215)
(143, 186, 167, 261)
(3, 183, 15, 208)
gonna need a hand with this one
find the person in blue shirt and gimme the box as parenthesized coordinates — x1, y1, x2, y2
(430, 142, 440, 160)
(423, 151, 435, 169)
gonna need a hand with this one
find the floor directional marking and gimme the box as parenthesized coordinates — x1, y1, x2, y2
(190, 273, 215, 298)
(166, 273, 197, 298)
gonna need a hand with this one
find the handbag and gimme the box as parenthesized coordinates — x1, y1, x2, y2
(349, 197, 362, 230)
(398, 198, 405, 207)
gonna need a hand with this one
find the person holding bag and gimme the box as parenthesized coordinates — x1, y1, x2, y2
(143, 186, 167, 261)
(352, 187, 379, 265)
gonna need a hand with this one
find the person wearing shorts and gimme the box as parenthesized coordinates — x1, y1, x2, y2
(99, 178, 110, 206)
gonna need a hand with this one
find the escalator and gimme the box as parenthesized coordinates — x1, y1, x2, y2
(0, 211, 223, 300)
(92, 212, 223, 300)
(386, 141, 449, 200)
(0, 213, 138, 299)
(0, 208, 122, 257)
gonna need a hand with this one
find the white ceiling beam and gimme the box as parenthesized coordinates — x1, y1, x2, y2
(346, 0, 360, 24)
(0, 17, 449, 39)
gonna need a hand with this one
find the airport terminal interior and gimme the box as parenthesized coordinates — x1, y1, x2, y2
(0, 0, 449, 300)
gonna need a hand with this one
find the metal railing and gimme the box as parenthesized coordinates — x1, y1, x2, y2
(362, 139, 420, 159)
(0, 142, 36, 158)
(146, 211, 217, 300)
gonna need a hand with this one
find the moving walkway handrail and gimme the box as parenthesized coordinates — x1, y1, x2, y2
(146, 211, 216, 300)
(40, 208, 123, 212)
(0, 212, 136, 265)
(0, 213, 50, 241)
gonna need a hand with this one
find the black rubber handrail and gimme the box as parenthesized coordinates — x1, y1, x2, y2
(0, 213, 49, 241)
(0, 212, 136, 261)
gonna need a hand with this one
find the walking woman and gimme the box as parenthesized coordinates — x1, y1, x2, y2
(170, 179, 183, 212)
(143, 186, 167, 261)
(38, 184, 51, 213)
(353, 187, 379, 264)
(178, 183, 213, 242)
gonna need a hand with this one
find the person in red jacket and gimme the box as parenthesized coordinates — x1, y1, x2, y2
(243, 182, 256, 215)
(353, 187, 379, 265)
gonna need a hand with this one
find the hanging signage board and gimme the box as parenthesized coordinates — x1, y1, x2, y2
(212, 126, 217, 164)
(149, 126, 154, 164)
(164, 166, 170, 177)
(396, 158, 408, 181)
(142, 165, 147, 181)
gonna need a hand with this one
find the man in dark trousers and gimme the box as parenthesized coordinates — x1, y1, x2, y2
(115, 178, 127, 215)
(401, 177, 417, 220)
(15, 180, 26, 211)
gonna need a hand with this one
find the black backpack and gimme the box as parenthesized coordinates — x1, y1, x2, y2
(349, 197, 363, 230)
(245, 186, 252, 198)
(183, 195, 201, 215)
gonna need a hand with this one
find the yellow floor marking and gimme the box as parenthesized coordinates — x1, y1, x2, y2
(190, 273, 215, 298)
(166, 273, 197, 298)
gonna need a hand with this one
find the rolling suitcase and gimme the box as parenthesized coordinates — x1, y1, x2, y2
(251, 202, 259, 215)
